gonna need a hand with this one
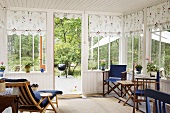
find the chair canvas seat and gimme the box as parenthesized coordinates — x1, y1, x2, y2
(105, 77, 121, 82)
(103, 65, 127, 97)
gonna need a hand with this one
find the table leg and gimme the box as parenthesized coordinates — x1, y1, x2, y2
(11, 98, 18, 113)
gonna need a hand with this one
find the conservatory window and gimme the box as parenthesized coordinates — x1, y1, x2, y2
(88, 35, 120, 70)
(151, 30, 170, 74)
(127, 35, 142, 71)
(6, 10, 47, 72)
(88, 14, 122, 70)
(7, 32, 46, 72)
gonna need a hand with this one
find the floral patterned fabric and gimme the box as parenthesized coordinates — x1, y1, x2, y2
(124, 10, 144, 37)
(54, 13, 82, 19)
(0, 5, 5, 29)
(7, 10, 47, 35)
(147, 1, 170, 30)
(89, 14, 122, 38)
(89, 14, 122, 35)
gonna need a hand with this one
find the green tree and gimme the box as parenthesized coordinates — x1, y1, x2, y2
(54, 17, 81, 76)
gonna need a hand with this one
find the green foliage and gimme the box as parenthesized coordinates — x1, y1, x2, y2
(147, 61, 158, 72)
(24, 62, 34, 68)
(7, 34, 40, 71)
(135, 64, 143, 68)
(0, 62, 5, 71)
(54, 17, 81, 76)
(100, 59, 106, 66)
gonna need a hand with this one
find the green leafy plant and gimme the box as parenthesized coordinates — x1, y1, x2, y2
(146, 61, 158, 72)
(25, 62, 34, 68)
(0, 62, 5, 71)
(100, 59, 106, 66)
(135, 64, 143, 69)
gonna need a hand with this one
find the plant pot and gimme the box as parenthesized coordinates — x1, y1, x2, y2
(100, 66, 105, 71)
(150, 71, 157, 77)
(136, 67, 142, 74)
(25, 67, 30, 73)
(0, 70, 4, 77)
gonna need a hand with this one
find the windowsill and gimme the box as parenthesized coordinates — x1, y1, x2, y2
(4, 72, 49, 75)
(160, 77, 170, 82)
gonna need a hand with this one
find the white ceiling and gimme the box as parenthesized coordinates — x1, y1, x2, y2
(0, 0, 168, 14)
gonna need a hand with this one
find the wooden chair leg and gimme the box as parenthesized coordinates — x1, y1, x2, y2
(56, 95, 58, 108)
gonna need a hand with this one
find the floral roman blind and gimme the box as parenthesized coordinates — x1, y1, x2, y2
(0, 4, 5, 40)
(124, 10, 144, 37)
(0, 5, 5, 30)
(89, 14, 122, 37)
(54, 13, 82, 19)
(147, 1, 170, 31)
(7, 10, 46, 35)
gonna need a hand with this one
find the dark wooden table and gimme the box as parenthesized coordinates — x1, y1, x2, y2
(0, 95, 18, 113)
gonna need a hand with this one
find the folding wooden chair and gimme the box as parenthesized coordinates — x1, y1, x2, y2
(132, 71, 160, 113)
(103, 65, 127, 96)
(4, 79, 62, 113)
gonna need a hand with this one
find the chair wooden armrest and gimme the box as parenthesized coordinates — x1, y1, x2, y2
(102, 70, 110, 81)
(121, 71, 127, 80)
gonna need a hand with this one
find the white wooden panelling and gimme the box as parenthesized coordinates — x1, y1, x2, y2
(4, 73, 54, 90)
(160, 79, 170, 94)
(17, 0, 23, 8)
(82, 71, 103, 94)
(1, 0, 168, 14)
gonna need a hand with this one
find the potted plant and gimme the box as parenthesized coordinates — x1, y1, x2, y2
(25, 62, 34, 73)
(146, 60, 158, 77)
(100, 59, 106, 71)
(0, 62, 5, 77)
(135, 64, 143, 74)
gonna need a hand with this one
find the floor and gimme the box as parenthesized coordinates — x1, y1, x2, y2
(55, 75, 81, 94)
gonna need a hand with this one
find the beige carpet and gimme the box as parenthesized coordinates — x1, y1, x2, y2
(55, 96, 143, 113)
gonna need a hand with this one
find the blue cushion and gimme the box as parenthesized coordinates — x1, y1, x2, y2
(105, 77, 121, 82)
(38, 90, 63, 95)
(2, 78, 28, 82)
(132, 90, 145, 96)
(37, 90, 63, 107)
(33, 91, 49, 107)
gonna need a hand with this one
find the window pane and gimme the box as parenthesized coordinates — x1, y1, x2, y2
(21, 34, 33, 71)
(7, 34, 20, 72)
(151, 33, 159, 66)
(127, 36, 132, 70)
(7, 33, 46, 72)
(88, 36, 98, 70)
(160, 31, 170, 74)
(99, 36, 109, 69)
(110, 36, 119, 65)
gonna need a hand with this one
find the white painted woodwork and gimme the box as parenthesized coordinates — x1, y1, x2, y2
(0, 0, 167, 14)
(160, 78, 170, 94)
(4, 73, 53, 90)
(82, 71, 103, 94)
